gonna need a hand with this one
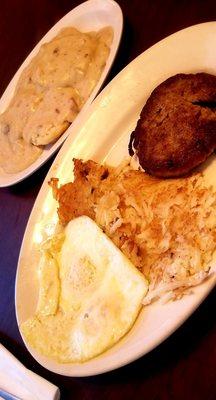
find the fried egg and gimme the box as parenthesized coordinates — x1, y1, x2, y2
(21, 216, 148, 363)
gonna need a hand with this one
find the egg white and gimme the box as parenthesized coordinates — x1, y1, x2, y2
(21, 216, 148, 363)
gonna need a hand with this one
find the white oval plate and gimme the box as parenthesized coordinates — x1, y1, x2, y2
(16, 22, 216, 376)
(0, 0, 123, 187)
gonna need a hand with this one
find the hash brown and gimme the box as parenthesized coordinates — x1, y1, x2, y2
(50, 158, 216, 302)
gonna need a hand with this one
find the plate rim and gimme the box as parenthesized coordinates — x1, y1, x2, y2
(15, 20, 216, 376)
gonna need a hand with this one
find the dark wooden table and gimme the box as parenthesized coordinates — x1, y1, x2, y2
(0, 1, 216, 399)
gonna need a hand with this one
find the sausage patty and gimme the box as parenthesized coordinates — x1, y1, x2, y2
(129, 73, 216, 177)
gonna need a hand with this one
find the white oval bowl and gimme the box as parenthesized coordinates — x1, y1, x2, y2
(0, 0, 123, 187)
(16, 21, 216, 376)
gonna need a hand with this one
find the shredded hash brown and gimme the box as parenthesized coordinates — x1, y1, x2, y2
(50, 158, 216, 303)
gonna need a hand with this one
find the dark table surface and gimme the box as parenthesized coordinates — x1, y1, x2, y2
(0, 1, 216, 399)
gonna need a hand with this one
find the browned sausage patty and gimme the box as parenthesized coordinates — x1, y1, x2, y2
(129, 73, 216, 177)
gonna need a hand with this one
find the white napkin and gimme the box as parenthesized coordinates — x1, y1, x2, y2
(0, 343, 60, 400)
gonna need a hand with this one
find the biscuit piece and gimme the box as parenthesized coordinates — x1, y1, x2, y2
(129, 73, 216, 177)
(0, 89, 43, 173)
(18, 27, 112, 103)
(23, 87, 80, 146)
(1, 88, 43, 138)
